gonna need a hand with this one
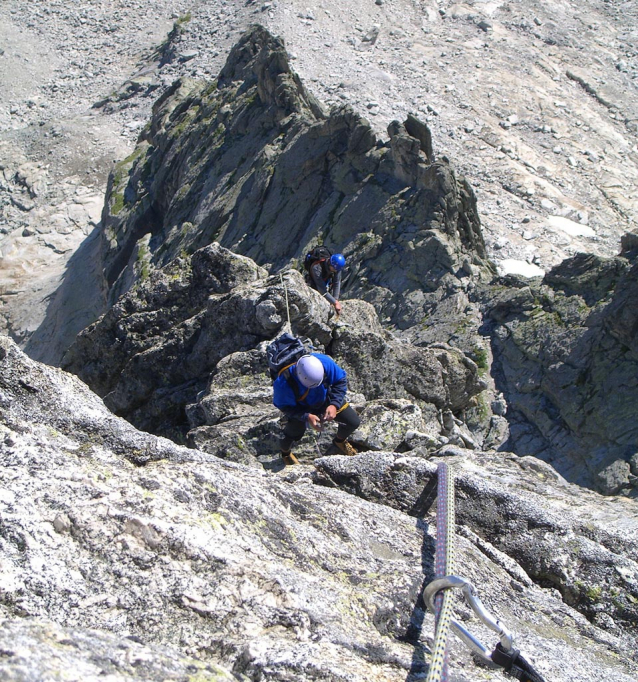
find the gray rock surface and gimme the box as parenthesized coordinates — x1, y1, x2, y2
(2, 335, 638, 681)
(0, 1, 184, 361)
(62, 242, 484, 464)
(314, 449, 638, 634)
(0, 619, 240, 682)
(482, 236, 638, 492)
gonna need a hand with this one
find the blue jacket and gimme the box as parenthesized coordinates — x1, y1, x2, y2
(272, 353, 348, 423)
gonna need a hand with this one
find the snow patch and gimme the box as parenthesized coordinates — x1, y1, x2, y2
(546, 216, 596, 238)
(496, 259, 545, 278)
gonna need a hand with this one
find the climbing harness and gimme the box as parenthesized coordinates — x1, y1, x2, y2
(424, 463, 546, 682)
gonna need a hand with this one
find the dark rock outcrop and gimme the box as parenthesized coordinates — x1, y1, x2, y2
(63, 242, 484, 462)
(98, 24, 492, 336)
(482, 238, 638, 493)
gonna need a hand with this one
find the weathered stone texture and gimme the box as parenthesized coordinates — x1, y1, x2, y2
(484, 246, 638, 493)
(2, 336, 638, 681)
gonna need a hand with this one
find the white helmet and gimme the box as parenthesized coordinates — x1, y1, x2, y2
(296, 354, 324, 388)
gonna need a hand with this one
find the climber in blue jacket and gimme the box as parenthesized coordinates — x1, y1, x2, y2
(273, 353, 360, 465)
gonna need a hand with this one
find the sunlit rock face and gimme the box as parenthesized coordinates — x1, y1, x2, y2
(2, 335, 638, 681)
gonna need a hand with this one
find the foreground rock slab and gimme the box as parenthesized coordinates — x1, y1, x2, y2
(2, 336, 638, 681)
(314, 449, 638, 639)
(0, 619, 240, 682)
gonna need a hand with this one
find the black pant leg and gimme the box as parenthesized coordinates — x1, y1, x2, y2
(334, 405, 360, 440)
(280, 418, 307, 452)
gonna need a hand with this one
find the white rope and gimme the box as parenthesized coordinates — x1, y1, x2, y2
(426, 462, 456, 682)
(280, 271, 292, 331)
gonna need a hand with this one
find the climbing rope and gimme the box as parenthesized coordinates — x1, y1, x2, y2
(423, 464, 547, 682)
(312, 415, 324, 457)
(280, 271, 292, 329)
(426, 462, 456, 682)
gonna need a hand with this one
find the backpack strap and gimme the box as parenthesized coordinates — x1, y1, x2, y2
(280, 367, 309, 402)
(306, 256, 328, 271)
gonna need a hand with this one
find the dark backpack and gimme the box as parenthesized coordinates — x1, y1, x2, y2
(267, 333, 317, 402)
(303, 245, 332, 272)
(266, 333, 309, 381)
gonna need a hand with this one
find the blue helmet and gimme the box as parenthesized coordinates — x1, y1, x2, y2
(330, 253, 346, 271)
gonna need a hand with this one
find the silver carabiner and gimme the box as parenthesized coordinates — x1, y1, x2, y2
(423, 575, 514, 666)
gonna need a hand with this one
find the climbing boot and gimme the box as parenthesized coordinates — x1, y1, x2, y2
(333, 439, 357, 456)
(281, 451, 299, 466)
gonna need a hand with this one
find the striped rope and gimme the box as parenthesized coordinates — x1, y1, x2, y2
(426, 462, 456, 682)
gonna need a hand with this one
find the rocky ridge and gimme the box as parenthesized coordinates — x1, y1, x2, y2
(2, 0, 638, 358)
(94, 25, 491, 336)
(58, 25, 638, 495)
